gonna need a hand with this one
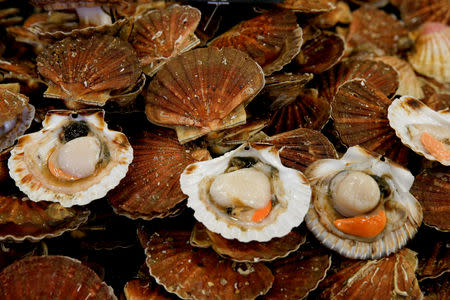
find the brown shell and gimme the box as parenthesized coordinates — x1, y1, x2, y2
(0, 59, 39, 83)
(0, 193, 90, 242)
(296, 31, 345, 74)
(0, 255, 117, 299)
(264, 249, 332, 300)
(0, 88, 35, 152)
(190, 223, 306, 263)
(309, 1, 352, 29)
(423, 93, 450, 111)
(420, 272, 449, 300)
(348, 0, 389, 7)
(253, 128, 338, 173)
(331, 79, 410, 165)
(209, 10, 302, 75)
(391, 0, 450, 30)
(37, 34, 141, 107)
(108, 126, 198, 220)
(131, 5, 201, 76)
(145, 47, 265, 143)
(138, 226, 274, 300)
(0, 147, 11, 183)
(276, 0, 336, 12)
(417, 240, 450, 280)
(124, 280, 173, 300)
(346, 7, 411, 56)
(30, 0, 124, 9)
(319, 248, 423, 299)
(410, 166, 449, 231)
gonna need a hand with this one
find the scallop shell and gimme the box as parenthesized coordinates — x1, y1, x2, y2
(0, 147, 11, 183)
(8, 109, 133, 207)
(138, 226, 274, 300)
(145, 47, 265, 143)
(30, 0, 124, 9)
(392, 0, 450, 30)
(276, 0, 336, 12)
(408, 22, 450, 84)
(387, 96, 450, 165)
(131, 5, 201, 76)
(420, 272, 449, 299)
(417, 239, 450, 280)
(348, 0, 389, 7)
(180, 144, 311, 243)
(332, 79, 410, 165)
(423, 93, 450, 111)
(37, 34, 142, 107)
(124, 279, 173, 300)
(209, 10, 303, 75)
(309, 2, 352, 29)
(0, 193, 90, 242)
(0, 88, 35, 152)
(0, 255, 116, 299)
(109, 126, 199, 220)
(305, 146, 423, 259)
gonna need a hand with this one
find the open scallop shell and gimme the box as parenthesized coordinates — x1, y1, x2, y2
(8, 110, 133, 207)
(180, 144, 311, 243)
(209, 10, 303, 75)
(131, 5, 201, 76)
(387, 96, 450, 165)
(0, 255, 116, 299)
(145, 47, 265, 144)
(276, 0, 336, 12)
(392, 0, 450, 30)
(305, 146, 423, 259)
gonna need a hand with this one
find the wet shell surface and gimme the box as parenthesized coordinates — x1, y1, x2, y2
(0, 88, 35, 152)
(209, 10, 303, 75)
(8, 110, 133, 207)
(276, 0, 336, 12)
(388, 96, 450, 165)
(130, 5, 201, 76)
(37, 34, 141, 107)
(0, 255, 117, 299)
(305, 146, 423, 259)
(180, 144, 311, 242)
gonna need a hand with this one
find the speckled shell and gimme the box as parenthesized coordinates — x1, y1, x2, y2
(145, 47, 265, 143)
(131, 5, 201, 76)
(305, 146, 423, 259)
(0, 193, 90, 242)
(138, 226, 274, 300)
(392, 0, 450, 30)
(276, 0, 336, 12)
(180, 144, 311, 242)
(37, 34, 141, 107)
(209, 10, 302, 75)
(0, 88, 35, 152)
(8, 110, 133, 207)
(0, 255, 117, 299)
(388, 96, 450, 165)
(408, 22, 450, 84)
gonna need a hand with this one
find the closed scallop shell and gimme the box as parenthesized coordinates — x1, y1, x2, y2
(417, 240, 450, 280)
(30, 0, 124, 9)
(131, 5, 201, 76)
(209, 10, 302, 75)
(37, 34, 141, 107)
(0, 147, 11, 183)
(0, 255, 117, 299)
(392, 0, 450, 30)
(124, 279, 173, 300)
(276, 0, 336, 12)
(309, 1, 352, 29)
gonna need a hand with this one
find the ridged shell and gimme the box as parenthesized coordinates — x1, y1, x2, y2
(180, 144, 311, 242)
(332, 79, 410, 165)
(276, 0, 336, 12)
(0, 88, 35, 152)
(319, 248, 422, 299)
(138, 226, 274, 300)
(124, 279, 172, 300)
(0, 255, 117, 299)
(209, 10, 302, 75)
(305, 146, 423, 259)
(423, 93, 450, 111)
(392, 0, 450, 30)
(109, 126, 198, 220)
(0, 193, 89, 242)
(145, 47, 265, 143)
(387, 96, 450, 165)
(408, 22, 450, 83)
(8, 110, 133, 207)
(309, 2, 352, 29)
(37, 34, 141, 106)
(131, 5, 201, 76)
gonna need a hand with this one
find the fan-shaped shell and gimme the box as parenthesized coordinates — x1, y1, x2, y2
(209, 10, 302, 75)
(276, 0, 336, 12)
(423, 93, 450, 111)
(0, 88, 35, 152)
(0, 255, 117, 299)
(309, 2, 352, 29)
(124, 279, 173, 300)
(8, 110, 133, 207)
(37, 34, 141, 107)
(145, 47, 265, 143)
(305, 146, 423, 259)
(131, 5, 201, 76)
(392, 0, 450, 30)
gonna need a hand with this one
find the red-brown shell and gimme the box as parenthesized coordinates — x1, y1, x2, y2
(0, 147, 11, 183)
(209, 10, 302, 75)
(276, 0, 336, 12)
(391, 0, 450, 30)
(30, 0, 124, 9)
(423, 93, 450, 111)
(309, 2, 352, 29)
(124, 279, 173, 300)
(417, 240, 450, 280)
(0, 255, 117, 299)
(130, 5, 201, 76)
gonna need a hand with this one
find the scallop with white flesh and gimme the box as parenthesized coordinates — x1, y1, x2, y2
(388, 96, 450, 166)
(180, 144, 311, 243)
(305, 146, 422, 259)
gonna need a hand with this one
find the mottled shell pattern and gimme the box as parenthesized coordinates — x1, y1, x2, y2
(305, 146, 423, 259)
(8, 110, 133, 207)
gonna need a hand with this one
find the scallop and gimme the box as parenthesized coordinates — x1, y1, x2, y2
(180, 144, 311, 243)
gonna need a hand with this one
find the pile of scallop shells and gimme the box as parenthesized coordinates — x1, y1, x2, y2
(0, 0, 448, 299)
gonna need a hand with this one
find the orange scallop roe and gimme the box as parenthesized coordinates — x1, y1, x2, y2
(252, 201, 272, 222)
(333, 209, 386, 238)
(420, 132, 450, 161)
